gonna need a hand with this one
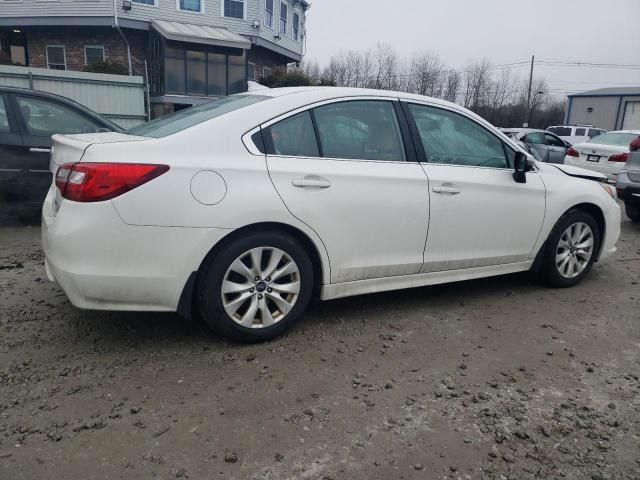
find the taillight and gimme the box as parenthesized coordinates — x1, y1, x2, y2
(567, 146, 579, 157)
(608, 153, 628, 163)
(55, 162, 169, 202)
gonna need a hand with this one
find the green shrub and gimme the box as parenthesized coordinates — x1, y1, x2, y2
(84, 61, 128, 75)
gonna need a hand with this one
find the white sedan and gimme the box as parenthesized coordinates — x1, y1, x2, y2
(43, 87, 621, 342)
(564, 130, 640, 182)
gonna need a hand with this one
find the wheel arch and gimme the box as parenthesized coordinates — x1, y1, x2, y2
(177, 222, 328, 319)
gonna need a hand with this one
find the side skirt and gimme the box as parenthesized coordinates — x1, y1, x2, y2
(320, 261, 533, 301)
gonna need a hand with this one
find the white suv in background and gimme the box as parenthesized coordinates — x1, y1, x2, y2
(547, 125, 606, 145)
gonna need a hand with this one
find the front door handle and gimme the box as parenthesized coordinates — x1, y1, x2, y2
(29, 147, 51, 153)
(292, 177, 331, 189)
(432, 185, 460, 195)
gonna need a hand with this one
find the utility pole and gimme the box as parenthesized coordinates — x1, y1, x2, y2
(524, 55, 534, 127)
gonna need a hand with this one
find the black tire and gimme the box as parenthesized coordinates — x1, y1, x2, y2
(625, 202, 640, 222)
(196, 231, 313, 343)
(539, 209, 601, 288)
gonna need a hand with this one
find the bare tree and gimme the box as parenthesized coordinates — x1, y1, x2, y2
(442, 69, 460, 103)
(462, 59, 492, 110)
(408, 51, 445, 97)
(370, 43, 400, 90)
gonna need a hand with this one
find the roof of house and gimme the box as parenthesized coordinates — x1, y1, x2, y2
(568, 87, 640, 97)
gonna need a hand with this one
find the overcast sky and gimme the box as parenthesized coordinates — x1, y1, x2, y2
(304, 0, 640, 97)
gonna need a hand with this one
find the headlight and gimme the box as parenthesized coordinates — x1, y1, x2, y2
(599, 182, 617, 200)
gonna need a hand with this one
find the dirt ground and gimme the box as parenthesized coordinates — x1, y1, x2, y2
(1, 211, 639, 480)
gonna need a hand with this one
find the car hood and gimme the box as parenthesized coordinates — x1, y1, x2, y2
(550, 163, 608, 182)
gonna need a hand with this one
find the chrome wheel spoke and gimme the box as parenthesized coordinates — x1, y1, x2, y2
(267, 291, 294, 315)
(222, 280, 253, 295)
(271, 281, 301, 295)
(556, 250, 570, 263)
(576, 237, 593, 250)
(239, 296, 259, 327)
(272, 261, 298, 282)
(250, 248, 264, 278)
(224, 291, 253, 315)
(263, 250, 284, 279)
(258, 298, 276, 327)
(229, 259, 253, 280)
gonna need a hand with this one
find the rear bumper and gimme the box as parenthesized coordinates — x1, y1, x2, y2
(42, 186, 230, 312)
(564, 156, 621, 183)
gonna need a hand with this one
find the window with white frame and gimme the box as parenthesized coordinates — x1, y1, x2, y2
(46, 45, 66, 70)
(224, 0, 244, 19)
(178, 0, 202, 13)
(132, 0, 155, 5)
(84, 46, 105, 65)
(248, 62, 256, 81)
(264, 0, 274, 27)
(263, 66, 272, 79)
(293, 11, 300, 40)
(279, 2, 287, 35)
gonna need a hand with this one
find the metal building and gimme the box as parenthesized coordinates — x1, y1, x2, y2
(565, 87, 640, 131)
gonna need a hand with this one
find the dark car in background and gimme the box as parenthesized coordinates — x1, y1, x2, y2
(501, 128, 570, 164)
(0, 87, 120, 219)
(616, 136, 640, 222)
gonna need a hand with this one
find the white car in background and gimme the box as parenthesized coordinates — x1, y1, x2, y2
(564, 130, 640, 182)
(43, 87, 621, 343)
(547, 125, 606, 145)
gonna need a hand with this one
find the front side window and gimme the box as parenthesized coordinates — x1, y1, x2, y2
(264, 0, 274, 27)
(314, 101, 406, 161)
(269, 111, 319, 157)
(46, 45, 66, 70)
(179, 0, 202, 13)
(524, 132, 545, 144)
(408, 103, 508, 168)
(0, 96, 10, 133)
(293, 12, 300, 40)
(280, 2, 288, 35)
(84, 46, 104, 66)
(224, 0, 244, 18)
(16, 96, 101, 136)
(545, 133, 565, 147)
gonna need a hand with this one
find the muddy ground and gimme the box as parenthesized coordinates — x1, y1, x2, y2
(0, 212, 639, 480)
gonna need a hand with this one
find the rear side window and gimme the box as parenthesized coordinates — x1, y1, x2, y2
(548, 127, 571, 136)
(408, 103, 509, 169)
(269, 111, 319, 157)
(127, 95, 269, 138)
(16, 96, 102, 136)
(575, 128, 586, 136)
(545, 133, 565, 147)
(313, 101, 406, 161)
(0, 96, 9, 133)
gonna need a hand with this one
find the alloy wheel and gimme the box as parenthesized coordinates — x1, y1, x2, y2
(221, 247, 301, 328)
(555, 222, 594, 279)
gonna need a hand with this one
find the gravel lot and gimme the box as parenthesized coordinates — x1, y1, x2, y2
(1, 212, 639, 480)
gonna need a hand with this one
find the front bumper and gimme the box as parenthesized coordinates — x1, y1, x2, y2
(42, 186, 230, 312)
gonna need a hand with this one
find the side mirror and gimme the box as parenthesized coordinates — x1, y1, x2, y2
(513, 152, 527, 184)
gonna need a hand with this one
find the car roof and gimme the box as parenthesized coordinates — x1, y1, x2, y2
(501, 128, 546, 134)
(0, 86, 120, 131)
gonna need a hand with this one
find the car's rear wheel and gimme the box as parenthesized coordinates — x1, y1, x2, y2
(540, 209, 600, 288)
(625, 202, 640, 222)
(197, 232, 313, 343)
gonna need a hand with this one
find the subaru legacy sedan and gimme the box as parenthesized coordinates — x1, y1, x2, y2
(43, 87, 621, 343)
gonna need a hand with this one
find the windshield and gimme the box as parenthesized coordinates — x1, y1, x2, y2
(587, 132, 638, 147)
(127, 95, 270, 138)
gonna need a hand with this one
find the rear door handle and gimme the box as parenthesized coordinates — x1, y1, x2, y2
(432, 185, 460, 195)
(292, 177, 331, 188)
(29, 148, 51, 153)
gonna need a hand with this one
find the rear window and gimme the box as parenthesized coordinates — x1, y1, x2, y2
(547, 127, 572, 136)
(127, 95, 269, 138)
(587, 132, 638, 146)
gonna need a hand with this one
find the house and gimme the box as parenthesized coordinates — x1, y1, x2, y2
(565, 87, 640, 131)
(0, 0, 309, 117)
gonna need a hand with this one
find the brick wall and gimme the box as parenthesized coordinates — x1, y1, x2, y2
(26, 27, 147, 77)
(247, 46, 289, 81)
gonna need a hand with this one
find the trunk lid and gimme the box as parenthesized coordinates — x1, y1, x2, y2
(50, 132, 148, 173)
(573, 142, 627, 164)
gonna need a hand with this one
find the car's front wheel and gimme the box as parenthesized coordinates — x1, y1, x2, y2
(540, 209, 600, 288)
(625, 202, 640, 222)
(197, 231, 313, 343)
